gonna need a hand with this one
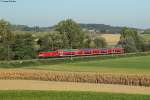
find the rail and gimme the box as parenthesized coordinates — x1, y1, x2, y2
(0, 52, 150, 65)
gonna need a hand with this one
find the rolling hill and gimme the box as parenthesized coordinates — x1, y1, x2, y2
(11, 24, 143, 34)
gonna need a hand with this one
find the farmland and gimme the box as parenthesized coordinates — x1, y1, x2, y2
(0, 91, 150, 100)
(142, 34, 150, 41)
(101, 34, 120, 45)
(0, 80, 150, 95)
(0, 45, 150, 99)
(26, 55, 150, 74)
(1, 0, 150, 99)
(0, 55, 150, 87)
(101, 34, 150, 46)
(0, 69, 150, 86)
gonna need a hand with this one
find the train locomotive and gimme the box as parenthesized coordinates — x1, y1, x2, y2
(38, 48, 124, 58)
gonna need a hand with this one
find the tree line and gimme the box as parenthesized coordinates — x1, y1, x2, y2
(0, 19, 107, 60)
(118, 27, 150, 53)
(0, 19, 150, 60)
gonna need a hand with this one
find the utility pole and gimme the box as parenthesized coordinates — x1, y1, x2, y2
(52, 39, 54, 51)
(63, 31, 66, 50)
(7, 44, 10, 61)
(70, 43, 73, 61)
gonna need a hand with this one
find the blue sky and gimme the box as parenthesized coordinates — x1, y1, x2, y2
(0, 0, 150, 28)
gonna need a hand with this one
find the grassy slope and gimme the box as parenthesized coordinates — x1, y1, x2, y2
(27, 55, 150, 74)
(0, 91, 150, 100)
(143, 34, 150, 41)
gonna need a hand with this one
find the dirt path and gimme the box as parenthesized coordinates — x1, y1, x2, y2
(0, 80, 150, 95)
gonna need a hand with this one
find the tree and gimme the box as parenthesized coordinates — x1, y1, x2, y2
(0, 44, 13, 60)
(142, 41, 150, 51)
(38, 31, 63, 51)
(12, 34, 36, 60)
(0, 19, 14, 60)
(118, 37, 138, 53)
(118, 27, 145, 52)
(0, 20, 14, 43)
(55, 19, 85, 49)
(142, 29, 150, 34)
(83, 35, 92, 48)
(33, 26, 41, 32)
(149, 41, 150, 51)
(94, 37, 107, 48)
(82, 32, 107, 49)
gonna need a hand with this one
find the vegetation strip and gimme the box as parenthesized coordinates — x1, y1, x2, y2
(0, 52, 150, 68)
(0, 70, 150, 87)
(0, 91, 150, 100)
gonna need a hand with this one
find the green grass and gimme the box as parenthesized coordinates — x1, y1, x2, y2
(26, 55, 150, 74)
(0, 91, 150, 100)
(143, 34, 150, 41)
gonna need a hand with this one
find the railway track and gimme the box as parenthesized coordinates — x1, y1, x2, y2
(0, 52, 149, 64)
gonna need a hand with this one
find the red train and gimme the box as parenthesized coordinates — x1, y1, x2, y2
(38, 48, 124, 58)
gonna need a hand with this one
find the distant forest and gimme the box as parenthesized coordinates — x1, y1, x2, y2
(11, 24, 148, 34)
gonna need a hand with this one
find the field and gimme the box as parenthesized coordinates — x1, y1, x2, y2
(0, 55, 150, 87)
(26, 55, 150, 74)
(142, 34, 150, 41)
(0, 80, 150, 95)
(0, 91, 150, 100)
(1, 55, 150, 99)
(101, 34, 120, 45)
(101, 34, 150, 46)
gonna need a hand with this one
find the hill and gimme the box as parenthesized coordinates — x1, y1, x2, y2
(11, 24, 124, 33)
(142, 29, 150, 34)
(80, 24, 123, 34)
(11, 25, 53, 32)
(11, 24, 143, 34)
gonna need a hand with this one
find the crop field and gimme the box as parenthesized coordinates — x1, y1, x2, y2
(101, 34, 120, 45)
(142, 34, 150, 41)
(0, 91, 150, 100)
(0, 69, 150, 86)
(0, 80, 150, 95)
(27, 55, 150, 74)
(0, 55, 150, 87)
(0, 55, 150, 99)
(101, 34, 150, 46)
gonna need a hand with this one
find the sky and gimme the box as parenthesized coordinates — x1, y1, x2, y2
(0, 0, 150, 29)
